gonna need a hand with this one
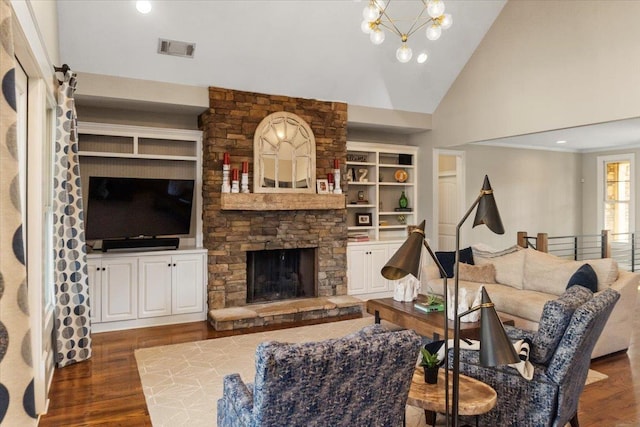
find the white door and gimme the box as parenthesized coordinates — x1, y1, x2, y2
(438, 174, 458, 250)
(87, 260, 102, 322)
(138, 255, 173, 318)
(172, 254, 204, 315)
(101, 258, 138, 322)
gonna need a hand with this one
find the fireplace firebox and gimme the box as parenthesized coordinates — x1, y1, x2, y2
(246, 248, 317, 303)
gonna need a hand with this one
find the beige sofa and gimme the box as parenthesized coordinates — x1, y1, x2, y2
(421, 247, 638, 358)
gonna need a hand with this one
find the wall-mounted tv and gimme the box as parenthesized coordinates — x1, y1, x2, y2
(85, 177, 195, 242)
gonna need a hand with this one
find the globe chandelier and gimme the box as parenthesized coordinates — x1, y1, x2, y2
(360, 0, 453, 64)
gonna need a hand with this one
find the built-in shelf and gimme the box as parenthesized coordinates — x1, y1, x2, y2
(220, 193, 346, 211)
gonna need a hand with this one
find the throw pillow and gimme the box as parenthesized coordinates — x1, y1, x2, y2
(435, 247, 474, 278)
(566, 263, 598, 292)
(471, 244, 522, 259)
(530, 286, 593, 365)
(475, 249, 526, 289)
(458, 263, 496, 283)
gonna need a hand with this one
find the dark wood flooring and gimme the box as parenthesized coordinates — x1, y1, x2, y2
(39, 308, 639, 426)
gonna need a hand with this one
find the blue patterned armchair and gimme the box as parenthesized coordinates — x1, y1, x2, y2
(217, 324, 422, 427)
(455, 286, 620, 427)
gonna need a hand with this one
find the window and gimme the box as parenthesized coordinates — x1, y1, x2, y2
(598, 154, 635, 243)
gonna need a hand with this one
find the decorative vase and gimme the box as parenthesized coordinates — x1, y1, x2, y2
(424, 366, 438, 384)
(399, 191, 408, 209)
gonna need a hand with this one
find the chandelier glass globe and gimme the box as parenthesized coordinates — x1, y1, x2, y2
(361, 20, 373, 34)
(362, 4, 380, 21)
(441, 13, 453, 30)
(427, 0, 445, 19)
(426, 24, 442, 41)
(370, 28, 385, 45)
(396, 44, 413, 63)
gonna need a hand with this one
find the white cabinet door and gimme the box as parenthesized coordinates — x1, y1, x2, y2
(172, 254, 204, 314)
(101, 258, 137, 322)
(87, 260, 102, 323)
(368, 246, 389, 293)
(347, 246, 368, 295)
(138, 256, 173, 318)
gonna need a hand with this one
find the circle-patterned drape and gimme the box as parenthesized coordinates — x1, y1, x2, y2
(52, 68, 92, 367)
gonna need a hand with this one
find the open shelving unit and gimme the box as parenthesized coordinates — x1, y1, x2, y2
(346, 141, 419, 243)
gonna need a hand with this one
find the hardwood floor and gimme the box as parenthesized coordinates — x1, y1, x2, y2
(39, 308, 639, 426)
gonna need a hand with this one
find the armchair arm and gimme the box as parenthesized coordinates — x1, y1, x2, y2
(220, 374, 254, 427)
(504, 325, 535, 342)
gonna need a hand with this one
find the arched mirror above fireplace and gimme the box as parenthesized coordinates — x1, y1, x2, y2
(253, 112, 316, 193)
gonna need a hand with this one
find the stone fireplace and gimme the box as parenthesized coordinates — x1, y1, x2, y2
(199, 87, 350, 324)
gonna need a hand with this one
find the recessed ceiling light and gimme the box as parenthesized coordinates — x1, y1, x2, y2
(417, 52, 428, 64)
(556, 140, 567, 144)
(136, 1, 152, 14)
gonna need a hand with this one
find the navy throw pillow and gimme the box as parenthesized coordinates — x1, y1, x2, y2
(435, 247, 474, 278)
(566, 263, 598, 293)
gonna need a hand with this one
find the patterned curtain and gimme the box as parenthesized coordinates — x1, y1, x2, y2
(0, 0, 37, 423)
(53, 67, 92, 367)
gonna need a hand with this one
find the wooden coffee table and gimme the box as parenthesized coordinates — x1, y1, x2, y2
(366, 295, 483, 340)
(407, 367, 497, 427)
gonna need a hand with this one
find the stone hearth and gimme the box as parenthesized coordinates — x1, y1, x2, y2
(199, 87, 358, 329)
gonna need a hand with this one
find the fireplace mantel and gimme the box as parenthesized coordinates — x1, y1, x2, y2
(221, 193, 345, 211)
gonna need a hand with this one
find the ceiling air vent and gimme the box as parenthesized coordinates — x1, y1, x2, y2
(157, 38, 196, 58)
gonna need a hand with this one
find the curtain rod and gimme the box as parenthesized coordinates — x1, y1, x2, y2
(53, 63, 71, 84)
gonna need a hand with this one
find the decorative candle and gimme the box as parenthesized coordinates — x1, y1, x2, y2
(232, 168, 239, 181)
(334, 158, 340, 169)
(223, 152, 230, 165)
(242, 161, 249, 173)
(327, 173, 334, 183)
(231, 168, 240, 193)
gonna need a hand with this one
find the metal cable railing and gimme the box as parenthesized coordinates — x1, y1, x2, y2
(518, 230, 638, 272)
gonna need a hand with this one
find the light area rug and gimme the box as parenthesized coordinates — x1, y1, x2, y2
(135, 317, 607, 427)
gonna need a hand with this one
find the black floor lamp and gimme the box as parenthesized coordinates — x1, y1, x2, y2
(381, 175, 519, 427)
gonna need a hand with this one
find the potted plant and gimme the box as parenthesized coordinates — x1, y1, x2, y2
(420, 347, 440, 384)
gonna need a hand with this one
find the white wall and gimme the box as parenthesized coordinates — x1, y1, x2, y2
(459, 145, 582, 249)
(429, 0, 640, 148)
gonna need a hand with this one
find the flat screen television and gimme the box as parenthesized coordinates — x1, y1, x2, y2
(85, 176, 195, 242)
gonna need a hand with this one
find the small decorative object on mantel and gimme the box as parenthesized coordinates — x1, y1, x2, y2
(231, 168, 240, 193)
(333, 159, 342, 194)
(358, 168, 369, 182)
(241, 161, 249, 193)
(222, 152, 231, 193)
(317, 179, 329, 194)
(327, 173, 335, 192)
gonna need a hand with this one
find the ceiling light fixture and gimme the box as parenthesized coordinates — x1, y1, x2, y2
(556, 140, 567, 144)
(360, 0, 452, 64)
(136, 0, 152, 14)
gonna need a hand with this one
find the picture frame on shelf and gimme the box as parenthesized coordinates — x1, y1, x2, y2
(316, 179, 329, 194)
(356, 213, 372, 226)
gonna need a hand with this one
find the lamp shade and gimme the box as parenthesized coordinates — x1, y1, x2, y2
(479, 287, 519, 366)
(473, 175, 505, 235)
(381, 220, 426, 280)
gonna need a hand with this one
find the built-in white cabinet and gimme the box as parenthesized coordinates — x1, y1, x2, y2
(347, 241, 403, 298)
(88, 248, 207, 332)
(88, 257, 137, 323)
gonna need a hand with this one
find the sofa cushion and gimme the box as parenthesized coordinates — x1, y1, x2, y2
(483, 285, 551, 322)
(523, 249, 572, 295)
(471, 244, 521, 259)
(435, 247, 474, 278)
(458, 263, 496, 284)
(530, 286, 593, 365)
(566, 263, 598, 293)
(475, 248, 526, 289)
(587, 258, 619, 290)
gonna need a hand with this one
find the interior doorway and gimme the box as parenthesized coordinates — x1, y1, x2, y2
(433, 150, 465, 251)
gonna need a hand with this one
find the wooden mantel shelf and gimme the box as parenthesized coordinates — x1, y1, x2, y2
(220, 193, 346, 211)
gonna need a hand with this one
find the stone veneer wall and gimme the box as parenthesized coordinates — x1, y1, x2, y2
(199, 87, 348, 310)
